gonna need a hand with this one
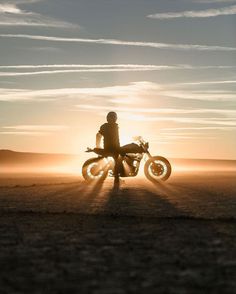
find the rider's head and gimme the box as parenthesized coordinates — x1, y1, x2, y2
(106, 111, 117, 124)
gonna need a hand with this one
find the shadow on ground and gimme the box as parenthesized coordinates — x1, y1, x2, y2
(0, 173, 236, 293)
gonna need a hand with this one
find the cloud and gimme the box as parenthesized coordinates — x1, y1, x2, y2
(159, 126, 236, 137)
(147, 4, 236, 19)
(76, 104, 236, 126)
(0, 64, 235, 77)
(178, 80, 236, 85)
(0, 131, 50, 136)
(0, 82, 160, 102)
(0, 69, 164, 77)
(0, 88, 31, 101)
(0, 81, 235, 103)
(1, 82, 235, 128)
(161, 90, 236, 101)
(0, 64, 185, 69)
(5, 1, 42, 4)
(194, 0, 236, 3)
(0, 34, 235, 51)
(76, 104, 236, 115)
(0, 4, 22, 14)
(2, 125, 68, 131)
(158, 134, 217, 140)
(162, 126, 236, 131)
(0, 124, 68, 136)
(114, 114, 236, 125)
(0, 1, 76, 27)
(0, 65, 192, 77)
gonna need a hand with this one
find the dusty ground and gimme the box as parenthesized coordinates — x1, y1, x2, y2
(0, 172, 236, 293)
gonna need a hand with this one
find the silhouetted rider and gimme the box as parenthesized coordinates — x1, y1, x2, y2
(96, 112, 144, 185)
(96, 112, 120, 152)
(96, 112, 120, 183)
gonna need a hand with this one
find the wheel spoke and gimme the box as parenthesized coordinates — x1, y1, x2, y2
(87, 162, 104, 179)
(148, 160, 168, 179)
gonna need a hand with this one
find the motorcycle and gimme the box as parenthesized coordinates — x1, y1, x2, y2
(82, 136, 171, 183)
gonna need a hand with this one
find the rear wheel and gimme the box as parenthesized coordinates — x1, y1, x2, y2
(82, 157, 109, 182)
(144, 156, 171, 182)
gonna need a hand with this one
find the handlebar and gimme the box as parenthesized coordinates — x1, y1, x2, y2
(86, 147, 94, 152)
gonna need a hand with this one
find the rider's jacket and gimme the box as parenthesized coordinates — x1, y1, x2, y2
(98, 122, 120, 152)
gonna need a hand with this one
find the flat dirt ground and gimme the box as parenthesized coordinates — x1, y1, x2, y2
(0, 171, 236, 293)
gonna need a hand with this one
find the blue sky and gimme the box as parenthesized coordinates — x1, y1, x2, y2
(0, 0, 236, 159)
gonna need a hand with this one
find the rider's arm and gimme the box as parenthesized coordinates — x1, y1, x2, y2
(96, 132, 103, 148)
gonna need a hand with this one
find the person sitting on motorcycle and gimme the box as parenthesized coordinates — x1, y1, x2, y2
(96, 111, 121, 184)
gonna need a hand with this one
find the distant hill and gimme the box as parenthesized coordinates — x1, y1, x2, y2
(0, 150, 77, 167)
(0, 150, 236, 173)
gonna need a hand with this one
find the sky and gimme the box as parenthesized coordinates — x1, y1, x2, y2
(0, 0, 236, 159)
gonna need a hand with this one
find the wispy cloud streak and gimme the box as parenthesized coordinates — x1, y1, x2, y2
(179, 80, 236, 85)
(194, 1, 236, 3)
(0, 82, 159, 101)
(1, 63, 235, 76)
(0, 4, 22, 14)
(162, 126, 236, 131)
(147, 4, 236, 19)
(0, 124, 68, 136)
(0, 64, 235, 71)
(0, 82, 235, 102)
(0, 69, 171, 76)
(0, 131, 50, 136)
(0, 64, 188, 69)
(0, 34, 235, 51)
(117, 115, 236, 125)
(162, 90, 236, 100)
(0, 65, 193, 77)
(0, 1, 76, 27)
(76, 104, 236, 115)
(76, 104, 236, 125)
(3, 125, 68, 131)
(1, 82, 236, 129)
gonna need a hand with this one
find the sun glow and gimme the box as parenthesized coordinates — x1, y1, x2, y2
(120, 134, 133, 146)
(119, 123, 144, 146)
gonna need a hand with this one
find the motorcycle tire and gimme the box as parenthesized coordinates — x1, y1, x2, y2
(82, 157, 108, 182)
(144, 156, 171, 182)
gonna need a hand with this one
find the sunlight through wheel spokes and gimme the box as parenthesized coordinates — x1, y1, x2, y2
(148, 160, 168, 180)
(87, 162, 105, 180)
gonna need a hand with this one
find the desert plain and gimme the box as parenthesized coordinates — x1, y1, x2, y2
(0, 163, 236, 293)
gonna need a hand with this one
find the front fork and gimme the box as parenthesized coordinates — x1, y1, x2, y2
(145, 151, 153, 161)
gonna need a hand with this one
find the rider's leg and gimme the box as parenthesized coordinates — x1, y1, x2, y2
(113, 154, 120, 184)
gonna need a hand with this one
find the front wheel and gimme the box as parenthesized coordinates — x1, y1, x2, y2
(144, 156, 171, 182)
(82, 157, 109, 182)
